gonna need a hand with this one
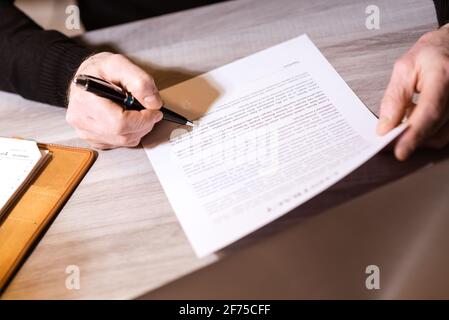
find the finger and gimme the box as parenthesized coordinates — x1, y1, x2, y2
(70, 104, 162, 136)
(68, 88, 123, 127)
(69, 90, 162, 135)
(121, 109, 163, 134)
(75, 128, 143, 148)
(100, 54, 163, 110)
(394, 72, 449, 160)
(377, 58, 416, 135)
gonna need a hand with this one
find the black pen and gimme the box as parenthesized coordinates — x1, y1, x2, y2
(73, 74, 194, 127)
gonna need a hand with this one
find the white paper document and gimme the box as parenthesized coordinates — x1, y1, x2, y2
(0, 138, 43, 216)
(142, 35, 405, 257)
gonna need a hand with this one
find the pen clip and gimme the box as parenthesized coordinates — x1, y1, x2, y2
(75, 74, 126, 95)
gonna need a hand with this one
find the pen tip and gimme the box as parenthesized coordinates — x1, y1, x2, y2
(186, 121, 195, 127)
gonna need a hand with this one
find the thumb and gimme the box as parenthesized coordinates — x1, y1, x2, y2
(127, 76, 163, 111)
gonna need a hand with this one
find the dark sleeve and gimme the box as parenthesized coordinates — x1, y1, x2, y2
(433, 0, 449, 26)
(0, 0, 94, 107)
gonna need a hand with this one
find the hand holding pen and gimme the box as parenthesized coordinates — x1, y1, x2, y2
(67, 52, 193, 150)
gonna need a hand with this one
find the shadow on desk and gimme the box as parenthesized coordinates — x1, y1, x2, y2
(139, 147, 449, 299)
(222, 147, 449, 252)
(79, 41, 203, 89)
(139, 62, 222, 148)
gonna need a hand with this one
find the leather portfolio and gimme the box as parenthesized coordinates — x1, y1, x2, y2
(0, 142, 96, 291)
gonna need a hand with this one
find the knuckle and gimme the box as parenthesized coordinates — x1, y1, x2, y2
(133, 79, 147, 91)
(418, 31, 435, 44)
(132, 74, 154, 92)
(139, 72, 153, 84)
(107, 54, 128, 68)
(96, 52, 112, 59)
(110, 53, 127, 63)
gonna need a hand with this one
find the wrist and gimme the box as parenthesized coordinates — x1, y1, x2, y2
(39, 40, 94, 107)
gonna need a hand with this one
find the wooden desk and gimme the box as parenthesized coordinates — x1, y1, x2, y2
(0, 0, 441, 299)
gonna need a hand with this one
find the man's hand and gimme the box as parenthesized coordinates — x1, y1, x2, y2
(67, 52, 163, 149)
(377, 24, 449, 160)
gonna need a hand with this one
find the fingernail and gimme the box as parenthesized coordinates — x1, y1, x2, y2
(377, 115, 392, 135)
(154, 111, 163, 122)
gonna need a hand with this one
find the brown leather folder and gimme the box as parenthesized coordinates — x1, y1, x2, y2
(0, 142, 96, 291)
